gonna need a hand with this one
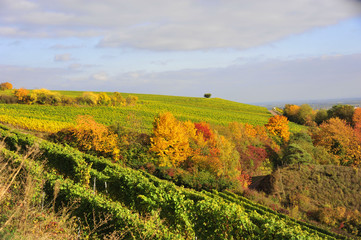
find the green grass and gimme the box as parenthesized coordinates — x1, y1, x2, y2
(0, 90, 305, 133)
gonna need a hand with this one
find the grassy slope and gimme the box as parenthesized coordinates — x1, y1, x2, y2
(261, 164, 361, 211)
(0, 90, 304, 132)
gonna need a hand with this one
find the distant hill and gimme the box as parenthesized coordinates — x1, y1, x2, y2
(253, 97, 361, 110)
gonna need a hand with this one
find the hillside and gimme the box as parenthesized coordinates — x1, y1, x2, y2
(255, 164, 361, 237)
(2, 88, 354, 238)
(0, 90, 303, 133)
(0, 123, 347, 239)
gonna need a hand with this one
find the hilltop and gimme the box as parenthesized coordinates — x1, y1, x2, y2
(0, 90, 303, 133)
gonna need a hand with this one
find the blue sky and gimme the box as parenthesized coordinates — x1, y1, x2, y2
(0, 0, 361, 103)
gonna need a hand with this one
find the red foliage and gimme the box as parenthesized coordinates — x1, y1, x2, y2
(194, 122, 214, 141)
(236, 172, 252, 189)
(246, 145, 268, 170)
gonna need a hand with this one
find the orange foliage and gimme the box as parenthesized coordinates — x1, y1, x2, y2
(13, 88, 29, 102)
(189, 122, 224, 175)
(353, 108, 361, 132)
(312, 117, 361, 167)
(265, 115, 290, 143)
(0, 82, 13, 90)
(194, 122, 214, 141)
(244, 123, 257, 138)
(150, 113, 250, 188)
(286, 104, 300, 116)
(63, 116, 120, 160)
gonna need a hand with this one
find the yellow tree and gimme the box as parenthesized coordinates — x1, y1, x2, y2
(265, 115, 290, 143)
(150, 112, 192, 167)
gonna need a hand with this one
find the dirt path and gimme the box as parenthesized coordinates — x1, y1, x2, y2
(268, 109, 280, 116)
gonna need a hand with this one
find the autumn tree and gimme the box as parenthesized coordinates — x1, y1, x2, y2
(265, 115, 290, 143)
(298, 104, 315, 125)
(224, 122, 278, 176)
(77, 92, 99, 105)
(13, 88, 29, 103)
(191, 121, 249, 187)
(283, 104, 300, 123)
(111, 92, 126, 106)
(311, 117, 361, 167)
(29, 88, 61, 105)
(353, 108, 361, 131)
(150, 112, 193, 167)
(54, 115, 120, 160)
(284, 104, 315, 125)
(98, 92, 111, 105)
(0, 82, 13, 90)
(188, 122, 225, 176)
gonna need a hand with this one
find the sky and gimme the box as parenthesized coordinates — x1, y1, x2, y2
(0, 0, 361, 104)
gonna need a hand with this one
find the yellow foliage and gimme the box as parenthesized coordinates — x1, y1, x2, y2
(29, 88, 61, 105)
(244, 123, 257, 138)
(288, 105, 300, 116)
(312, 117, 361, 167)
(81, 92, 99, 105)
(150, 112, 192, 167)
(216, 134, 240, 177)
(0, 114, 73, 133)
(265, 115, 290, 143)
(70, 115, 120, 160)
(98, 92, 111, 105)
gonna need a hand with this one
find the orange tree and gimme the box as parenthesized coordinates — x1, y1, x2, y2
(353, 108, 361, 131)
(13, 88, 29, 103)
(0, 82, 13, 90)
(311, 117, 361, 167)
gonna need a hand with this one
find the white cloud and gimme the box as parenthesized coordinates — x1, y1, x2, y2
(68, 63, 82, 70)
(92, 72, 108, 81)
(50, 44, 82, 49)
(0, 0, 360, 50)
(54, 53, 72, 62)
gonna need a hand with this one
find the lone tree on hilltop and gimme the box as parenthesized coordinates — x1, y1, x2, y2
(204, 93, 211, 98)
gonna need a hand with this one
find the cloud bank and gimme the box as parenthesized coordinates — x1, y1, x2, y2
(2, 53, 360, 103)
(1, 0, 360, 50)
